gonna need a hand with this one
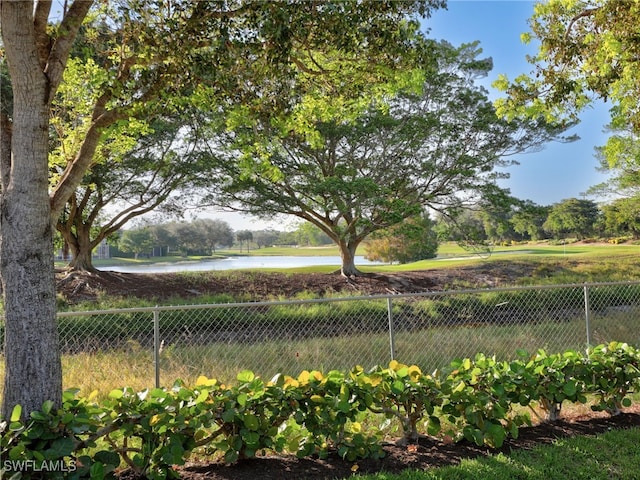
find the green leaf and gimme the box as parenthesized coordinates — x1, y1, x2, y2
(242, 430, 261, 447)
(486, 422, 507, 449)
(243, 413, 260, 431)
(563, 381, 577, 397)
(108, 389, 124, 399)
(237, 370, 256, 383)
(41, 400, 54, 415)
(195, 390, 209, 404)
(391, 380, 405, 395)
(427, 416, 441, 436)
(94, 450, 120, 470)
(10, 405, 22, 422)
(9, 444, 26, 458)
(221, 409, 236, 423)
(48, 436, 75, 457)
(90, 462, 105, 479)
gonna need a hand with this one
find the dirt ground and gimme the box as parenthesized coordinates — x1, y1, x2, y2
(56, 260, 539, 304)
(55, 264, 640, 479)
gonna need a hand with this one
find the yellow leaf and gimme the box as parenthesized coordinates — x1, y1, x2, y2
(195, 375, 217, 387)
(351, 464, 359, 472)
(150, 414, 161, 426)
(298, 370, 311, 385)
(453, 381, 466, 393)
(283, 376, 299, 388)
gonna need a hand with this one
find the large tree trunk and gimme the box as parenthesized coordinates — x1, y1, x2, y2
(1, 4, 62, 418)
(68, 245, 96, 272)
(62, 223, 98, 272)
(338, 240, 362, 277)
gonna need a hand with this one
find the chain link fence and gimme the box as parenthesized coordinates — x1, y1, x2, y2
(2, 281, 640, 394)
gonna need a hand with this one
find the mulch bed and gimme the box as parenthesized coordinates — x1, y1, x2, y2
(116, 408, 640, 479)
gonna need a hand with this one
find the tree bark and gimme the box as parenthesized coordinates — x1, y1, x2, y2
(1, 1, 62, 418)
(58, 207, 99, 271)
(65, 229, 97, 272)
(338, 240, 362, 277)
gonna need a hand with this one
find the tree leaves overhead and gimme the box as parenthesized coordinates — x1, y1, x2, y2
(494, 0, 640, 133)
(0, 0, 444, 219)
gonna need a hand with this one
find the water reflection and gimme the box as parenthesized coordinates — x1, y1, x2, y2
(99, 255, 379, 273)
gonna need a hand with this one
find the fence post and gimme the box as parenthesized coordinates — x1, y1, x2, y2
(387, 297, 396, 361)
(583, 285, 592, 350)
(153, 306, 160, 388)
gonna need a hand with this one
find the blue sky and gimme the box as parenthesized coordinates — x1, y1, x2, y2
(425, 0, 612, 206)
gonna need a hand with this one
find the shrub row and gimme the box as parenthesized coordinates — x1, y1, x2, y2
(1, 341, 639, 479)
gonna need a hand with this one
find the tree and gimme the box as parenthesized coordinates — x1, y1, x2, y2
(433, 208, 489, 250)
(160, 219, 235, 255)
(510, 201, 550, 242)
(543, 198, 600, 240)
(253, 229, 280, 249)
(479, 202, 518, 244)
(600, 197, 640, 239)
(236, 230, 254, 253)
(209, 41, 568, 275)
(294, 223, 332, 247)
(365, 213, 438, 264)
(193, 219, 234, 254)
(1, 0, 447, 418)
(494, 1, 640, 171)
(118, 228, 154, 259)
(0, 0, 92, 419)
(56, 112, 216, 271)
(147, 222, 179, 257)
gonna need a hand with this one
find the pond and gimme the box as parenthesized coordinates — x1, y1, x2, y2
(98, 255, 381, 273)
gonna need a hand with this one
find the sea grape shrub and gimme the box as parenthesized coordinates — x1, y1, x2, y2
(281, 369, 384, 461)
(190, 371, 298, 464)
(584, 342, 640, 415)
(441, 354, 530, 448)
(0, 390, 119, 479)
(349, 361, 443, 445)
(104, 383, 206, 479)
(2, 344, 640, 479)
(522, 350, 589, 423)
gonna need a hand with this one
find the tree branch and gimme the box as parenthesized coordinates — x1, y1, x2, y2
(564, 7, 600, 44)
(49, 100, 125, 220)
(33, 0, 52, 70)
(45, 0, 94, 102)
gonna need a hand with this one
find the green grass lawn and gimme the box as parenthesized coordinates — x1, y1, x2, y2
(351, 426, 640, 480)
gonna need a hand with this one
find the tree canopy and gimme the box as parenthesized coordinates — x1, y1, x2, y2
(56, 110, 218, 270)
(207, 41, 570, 275)
(543, 198, 600, 240)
